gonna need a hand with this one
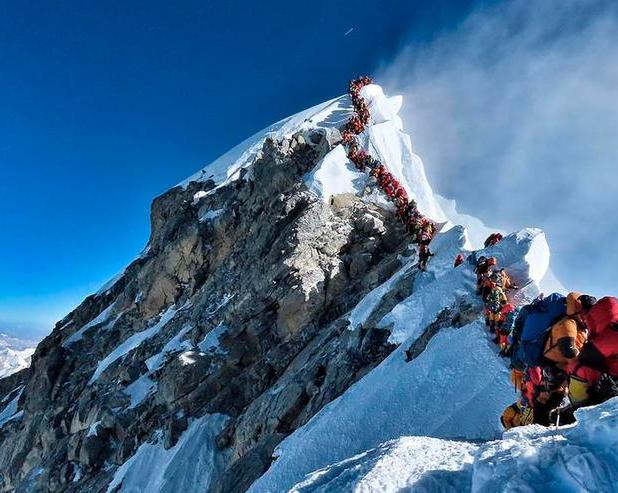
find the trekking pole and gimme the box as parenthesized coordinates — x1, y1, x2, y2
(554, 408, 561, 430)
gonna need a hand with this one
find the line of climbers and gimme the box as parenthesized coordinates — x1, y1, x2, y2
(346, 75, 618, 431)
(457, 237, 618, 429)
(343, 77, 436, 271)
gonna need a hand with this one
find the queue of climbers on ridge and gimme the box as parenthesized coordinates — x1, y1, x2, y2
(346, 75, 617, 431)
(343, 76, 436, 271)
(456, 236, 618, 430)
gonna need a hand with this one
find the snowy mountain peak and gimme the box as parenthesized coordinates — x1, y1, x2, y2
(0, 78, 595, 493)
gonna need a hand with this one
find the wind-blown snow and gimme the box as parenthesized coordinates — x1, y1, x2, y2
(89, 305, 181, 384)
(436, 195, 499, 250)
(105, 414, 229, 493)
(361, 84, 403, 130)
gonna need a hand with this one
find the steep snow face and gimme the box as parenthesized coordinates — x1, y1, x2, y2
(250, 321, 516, 493)
(105, 414, 229, 493)
(280, 398, 618, 493)
(250, 228, 549, 493)
(304, 84, 448, 223)
(304, 146, 365, 202)
(0, 334, 36, 378)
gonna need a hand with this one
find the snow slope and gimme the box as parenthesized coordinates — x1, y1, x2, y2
(250, 229, 549, 492)
(281, 397, 618, 493)
(289, 436, 476, 493)
(0, 333, 37, 378)
(105, 414, 229, 493)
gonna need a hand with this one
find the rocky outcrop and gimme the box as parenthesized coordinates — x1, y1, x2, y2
(0, 127, 421, 492)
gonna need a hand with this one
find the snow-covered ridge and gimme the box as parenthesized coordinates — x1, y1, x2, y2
(280, 397, 618, 492)
(178, 94, 352, 191)
(249, 228, 549, 492)
(305, 84, 448, 223)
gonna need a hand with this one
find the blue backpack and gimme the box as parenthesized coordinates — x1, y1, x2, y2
(517, 293, 567, 367)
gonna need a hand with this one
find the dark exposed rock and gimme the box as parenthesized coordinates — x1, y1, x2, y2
(0, 128, 421, 492)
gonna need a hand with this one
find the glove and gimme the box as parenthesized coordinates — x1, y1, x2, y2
(511, 368, 525, 391)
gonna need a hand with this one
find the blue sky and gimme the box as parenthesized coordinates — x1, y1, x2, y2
(0, 0, 479, 336)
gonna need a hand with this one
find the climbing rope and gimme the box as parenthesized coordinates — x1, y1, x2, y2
(343, 77, 436, 251)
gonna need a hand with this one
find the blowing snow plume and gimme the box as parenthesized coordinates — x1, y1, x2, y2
(378, 0, 618, 297)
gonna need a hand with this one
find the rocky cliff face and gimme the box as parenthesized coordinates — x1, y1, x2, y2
(0, 113, 426, 492)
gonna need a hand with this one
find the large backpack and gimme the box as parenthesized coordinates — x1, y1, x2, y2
(517, 293, 567, 367)
(584, 297, 618, 338)
(510, 304, 534, 370)
(486, 288, 506, 313)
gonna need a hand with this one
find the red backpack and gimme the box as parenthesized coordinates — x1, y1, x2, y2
(580, 297, 618, 376)
(585, 297, 618, 338)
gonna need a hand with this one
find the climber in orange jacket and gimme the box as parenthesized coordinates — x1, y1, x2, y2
(492, 268, 517, 291)
(543, 292, 595, 370)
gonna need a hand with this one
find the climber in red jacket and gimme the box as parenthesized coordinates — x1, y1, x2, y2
(484, 233, 504, 248)
(454, 253, 465, 268)
(567, 297, 618, 406)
